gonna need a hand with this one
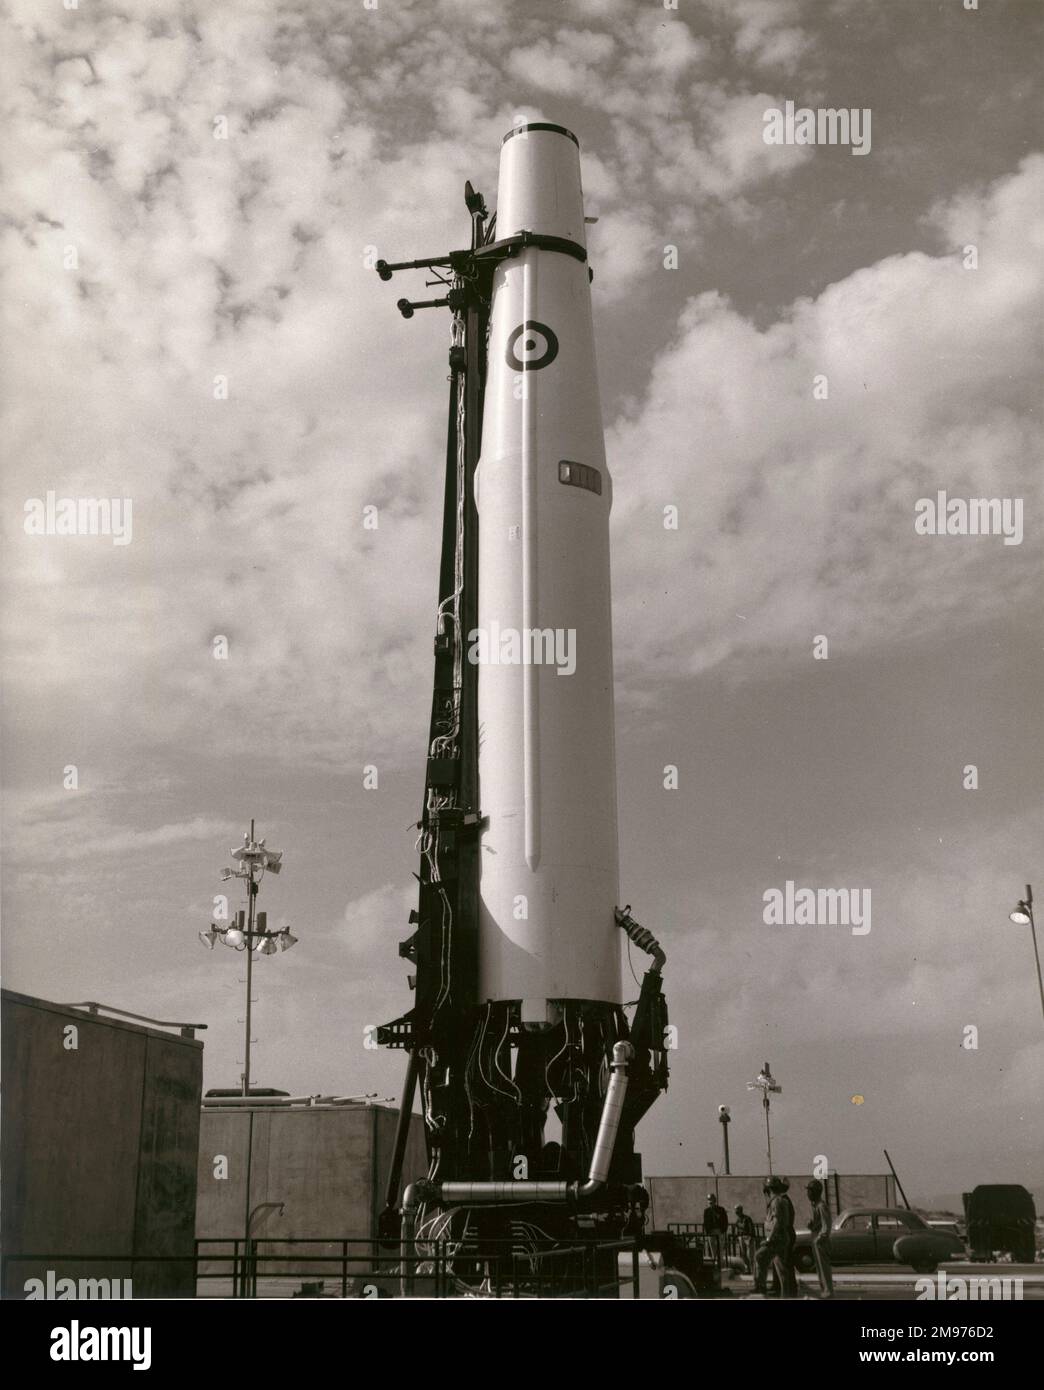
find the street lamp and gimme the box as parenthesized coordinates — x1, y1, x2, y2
(747, 1062, 781, 1175)
(243, 1201, 286, 1298)
(1008, 884, 1044, 1025)
(197, 820, 298, 1095)
(718, 1104, 732, 1175)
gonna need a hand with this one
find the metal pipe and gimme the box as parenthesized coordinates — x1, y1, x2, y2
(615, 907, 666, 973)
(400, 1181, 424, 1297)
(1022, 886, 1044, 1026)
(242, 817, 257, 1097)
(883, 1148, 912, 1211)
(437, 1181, 570, 1205)
(201, 1093, 377, 1108)
(383, 1052, 420, 1214)
(434, 1041, 632, 1206)
(578, 1041, 633, 1195)
(400, 1038, 634, 1281)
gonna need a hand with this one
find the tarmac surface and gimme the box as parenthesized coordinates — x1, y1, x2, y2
(197, 1257, 1044, 1299)
(709, 1261, 1044, 1302)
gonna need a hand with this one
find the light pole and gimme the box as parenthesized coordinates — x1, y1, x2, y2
(197, 821, 296, 1095)
(747, 1062, 781, 1175)
(244, 1201, 285, 1299)
(1008, 885, 1044, 1026)
(718, 1104, 732, 1175)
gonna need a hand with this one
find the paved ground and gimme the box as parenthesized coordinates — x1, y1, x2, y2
(199, 1257, 1044, 1299)
(720, 1262, 1044, 1302)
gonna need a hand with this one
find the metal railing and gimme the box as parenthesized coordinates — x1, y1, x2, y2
(58, 1002, 207, 1038)
(197, 1238, 433, 1299)
(4, 1237, 641, 1300)
(668, 1221, 765, 1267)
(196, 1235, 642, 1299)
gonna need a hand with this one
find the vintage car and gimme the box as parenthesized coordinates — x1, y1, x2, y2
(793, 1207, 965, 1274)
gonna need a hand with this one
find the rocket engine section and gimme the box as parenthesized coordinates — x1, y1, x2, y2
(475, 124, 621, 1016)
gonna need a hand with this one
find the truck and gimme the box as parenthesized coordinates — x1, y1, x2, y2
(962, 1185, 1037, 1263)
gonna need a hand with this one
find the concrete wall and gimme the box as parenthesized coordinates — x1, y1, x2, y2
(196, 1102, 428, 1285)
(647, 1173, 896, 1232)
(1, 990, 203, 1298)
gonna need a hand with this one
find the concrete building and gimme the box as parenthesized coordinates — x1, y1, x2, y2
(196, 1097, 428, 1294)
(1, 990, 203, 1298)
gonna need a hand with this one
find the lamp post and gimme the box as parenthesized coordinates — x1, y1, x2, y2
(1008, 884, 1044, 1025)
(198, 821, 296, 1095)
(718, 1104, 732, 1175)
(243, 1201, 286, 1299)
(747, 1062, 781, 1175)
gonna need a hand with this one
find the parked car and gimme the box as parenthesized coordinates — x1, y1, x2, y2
(792, 1207, 965, 1274)
(924, 1217, 964, 1239)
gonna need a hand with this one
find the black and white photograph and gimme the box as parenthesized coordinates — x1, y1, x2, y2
(2, 0, 1041, 1361)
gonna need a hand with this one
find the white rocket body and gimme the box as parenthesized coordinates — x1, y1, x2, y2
(474, 124, 621, 1017)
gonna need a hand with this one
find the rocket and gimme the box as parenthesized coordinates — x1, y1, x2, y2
(374, 123, 668, 1248)
(475, 123, 620, 1020)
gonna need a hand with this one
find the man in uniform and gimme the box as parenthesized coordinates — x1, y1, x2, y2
(734, 1204, 756, 1274)
(754, 1176, 798, 1296)
(806, 1178, 834, 1298)
(702, 1191, 728, 1267)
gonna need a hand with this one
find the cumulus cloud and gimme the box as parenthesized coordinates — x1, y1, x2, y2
(607, 155, 1043, 689)
(1, 0, 825, 792)
(507, 28, 617, 100)
(7, 812, 232, 863)
(340, 881, 415, 953)
(707, 0, 814, 74)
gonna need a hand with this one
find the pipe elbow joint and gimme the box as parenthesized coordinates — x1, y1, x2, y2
(402, 1179, 437, 1214)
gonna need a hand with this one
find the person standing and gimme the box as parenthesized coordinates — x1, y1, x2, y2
(806, 1179, 834, 1298)
(734, 1204, 756, 1274)
(702, 1192, 728, 1267)
(754, 1176, 798, 1296)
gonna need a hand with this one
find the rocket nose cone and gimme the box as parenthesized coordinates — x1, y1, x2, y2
(502, 121, 580, 150)
(497, 122, 587, 247)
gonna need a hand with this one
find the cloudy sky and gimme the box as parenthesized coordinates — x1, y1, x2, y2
(3, 0, 1041, 1209)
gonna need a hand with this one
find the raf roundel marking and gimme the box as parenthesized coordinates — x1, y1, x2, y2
(506, 320, 559, 372)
